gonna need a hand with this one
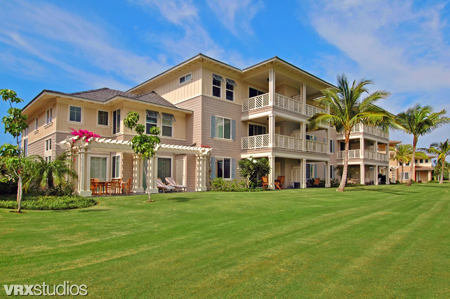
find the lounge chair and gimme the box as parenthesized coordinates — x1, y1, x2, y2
(275, 176, 285, 189)
(165, 177, 187, 192)
(157, 178, 175, 193)
(261, 176, 269, 189)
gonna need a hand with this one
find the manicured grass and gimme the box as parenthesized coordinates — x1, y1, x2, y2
(0, 195, 97, 210)
(1, 184, 449, 298)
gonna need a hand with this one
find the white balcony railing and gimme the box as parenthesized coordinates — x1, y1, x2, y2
(242, 93, 270, 112)
(273, 93, 302, 114)
(305, 104, 327, 117)
(274, 134, 303, 151)
(241, 134, 269, 149)
(338, 123, 388, 138)
(337, 149, 361, 159)
(306, 140, 327, 153)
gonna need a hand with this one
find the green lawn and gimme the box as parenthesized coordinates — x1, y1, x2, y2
(1, 184, 449, 298)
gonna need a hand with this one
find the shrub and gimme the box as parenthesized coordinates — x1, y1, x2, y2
(210, 178, 267, 192)
(0, 195, 97, 210)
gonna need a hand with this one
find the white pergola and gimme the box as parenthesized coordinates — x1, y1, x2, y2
(59, 138, 212, 196)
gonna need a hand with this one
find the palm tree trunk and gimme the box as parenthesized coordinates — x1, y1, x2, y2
(407, 137, 418, 186)
(401, 164, 404, 184)
(17, 174, 23, 213)
(337, 133, 350, 191)
(440, 159, 445, 184)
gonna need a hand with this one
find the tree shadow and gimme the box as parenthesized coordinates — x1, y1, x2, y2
(78, 209, 111, 212)
(167, 197, 199, 203)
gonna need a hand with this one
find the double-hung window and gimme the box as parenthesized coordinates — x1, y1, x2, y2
(69, 106, 82, 122)
(98, 110, 109, 126)
(112, 155, 120, 178)
(162, 113, 175, 137)
(215, 116, 231, 139)
(225, 78, 237, 101)
(212, 74, 224, 98)
(146, 110, 160, 134)
(112, 109, 120, 134)
(179, 73, 192, 85)
(46, 108, 52, 124)
(45, 139, 52, 151)
(216, 158, 231, 179)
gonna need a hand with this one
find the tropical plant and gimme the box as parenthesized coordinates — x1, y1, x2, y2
(123, 111, 160, 202)
(28, 152, 78, 194)
(420, 139, 450, 184)
(308, 74, 392, 191)
(1, 89, 28, 212)
(238, 157, 270, 188)
(395, 105, 450, 186)
(390, 144, 427, 183)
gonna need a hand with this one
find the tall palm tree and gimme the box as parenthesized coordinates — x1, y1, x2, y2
(421, 139, 450, 184)
(390, 144, 427, 183)
(395, 105, 450, 186)
(29, 152, 77, 193)
(309, 74, 392, 191)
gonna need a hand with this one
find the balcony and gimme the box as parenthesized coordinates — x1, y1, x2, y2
(242, 134, 327, 154)
(339, 123, 388, 138)
(337, 149, 389, 162)
(242, 93, 327, 117)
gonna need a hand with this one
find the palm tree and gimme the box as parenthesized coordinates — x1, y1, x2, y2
(30, 152, 77, 193)
(390, 144, 427, 183)
(309, 74, 392, 191)
(421, 140, 450, 184)
(395, 105, 450, 186)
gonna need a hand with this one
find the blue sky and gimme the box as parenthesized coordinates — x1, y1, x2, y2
(1, 0, 450, 148)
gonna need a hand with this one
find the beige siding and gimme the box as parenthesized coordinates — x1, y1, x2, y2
(122, 153, 133, 183)
(202, 67, 248, 105)
(26, 102, 57, 145)
(176, 96, 202, 145)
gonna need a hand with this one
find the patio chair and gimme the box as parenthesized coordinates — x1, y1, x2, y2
(165, 177, 187, 192)
(109, 179, 122, 195)
(275, 176, 285, 189)
(90, 178, 100, 195)
(261, 176, 269, 189)
(313, 178, 321, 187)
(121, 178, 132, 194)
(157, 178, 175, 193)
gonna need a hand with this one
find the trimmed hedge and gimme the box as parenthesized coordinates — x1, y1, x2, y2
(0, 195, 97, 210)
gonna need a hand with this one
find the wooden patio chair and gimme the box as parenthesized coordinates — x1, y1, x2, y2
(165, 177, 187, 192)
(275, 176, 285, 189)
(121, 178, 132, 194)
(313, 178, 321, 187)
(157, 178, 175, 193)
(90, 178, 100, 195)
(108, 179, 122, 195)
(261, 176, 269, 189)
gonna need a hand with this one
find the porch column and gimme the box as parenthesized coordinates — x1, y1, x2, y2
(77, 148, 92, 197)
(301, 122, 306, 151)
(301, 83, 306, 115)
(360, 137, 364, 158)
(196, 154, 207, 192)
(269, 114, 276, 147)
(360, 163, 365, 185)
(133, 155, 144, 193)
(301, 158, 307, 189)
(386, 167, 390, 184)
(327, 128, 331, 154)
(269, 69, 275, 105)
(374, 165, 379, 185)
(374, 141, 378, 159)
(325, 161, 331, 187)
(268, 155, 275, 190)
(146, 156, 158, 194)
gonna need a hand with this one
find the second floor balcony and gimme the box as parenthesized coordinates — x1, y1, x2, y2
(337, 149, 389, 162)
(338, 123, 388, 139)
(241, 134, 328, 154)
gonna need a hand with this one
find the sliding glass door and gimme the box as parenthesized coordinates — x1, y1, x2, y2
(90, 157, 107, 181)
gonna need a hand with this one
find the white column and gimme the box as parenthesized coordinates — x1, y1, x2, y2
(301, 83, 306, 115)
(386, 167, 390, 184)
(374, 141, 378, 159)
(78, 148, 92, 197)
(301, 158, 307, 189)
(269, 114, 276, 148)
(268, 155, 275, 190)
(85, 149, 91, 194)
(325, 161, 331, 187)
(360, 163, 365, 185)
(146, 156, 158, 194)
(301, 122, 306, 151)
(327, 128, 331, 154)
(133, 155, 144, 193)
(374, 165, 379, 185)
(195, 154, 207, 191)
(269, 69, 275, 105)
(360, 137, 364, 158)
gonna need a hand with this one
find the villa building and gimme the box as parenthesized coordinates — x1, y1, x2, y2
(21, 54, 392, 196)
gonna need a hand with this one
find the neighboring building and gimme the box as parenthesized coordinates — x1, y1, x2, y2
(21, 54, 392, 196)
(388, 140, 434, 183)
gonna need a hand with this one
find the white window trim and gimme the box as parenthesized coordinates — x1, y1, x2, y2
(225, 78, 234, 102)
(35, 117, 39, 132)
(215, 115, 232, 140)
(161, 117, 173, 138)
(112, 109, 121, 135)
(68, 105, 83, 124)
(157, 155, 173, 180)
(212, 73, 222, 99)
(45, 138, 52, 152)
(178, 72, 192, 86)
(145, 110, 159, 135)
(90, 155, 110, 181)
(44, 155, 52, 163)
(97, 109, 110, 127)
(111, 155, 121, 179)
(215, 156, 232, 180)
(46, 107, 53, 125)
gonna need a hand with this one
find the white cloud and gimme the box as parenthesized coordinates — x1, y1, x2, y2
(0, 1, 168, 89)
(206, 0, 264, 36)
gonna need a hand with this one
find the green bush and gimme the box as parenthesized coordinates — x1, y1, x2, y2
(210, 178, 266, 192)
(0, 195, 97, 210)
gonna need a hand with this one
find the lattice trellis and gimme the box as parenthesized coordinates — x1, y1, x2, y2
(291, 167, 301, 186)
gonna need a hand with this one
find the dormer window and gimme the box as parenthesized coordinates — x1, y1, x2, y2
(179, 73, 192, 85)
